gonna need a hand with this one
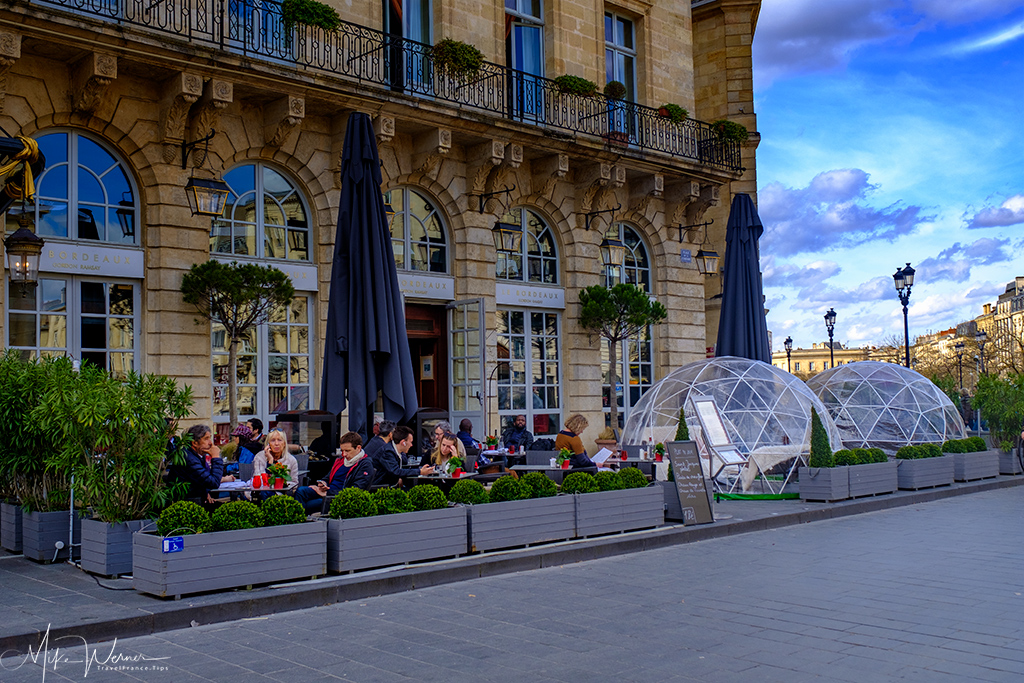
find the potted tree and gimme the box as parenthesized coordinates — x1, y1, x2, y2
(325, 485, 467, 572)
(37, 363, 194, 576)
(567, 469, 663, 537)
(799, 408, 849, 502)
(429, 38, 484, 81)
(552, 75, 597, 97)
(281, 0, 342, 64)
(657, 104, 688, 123)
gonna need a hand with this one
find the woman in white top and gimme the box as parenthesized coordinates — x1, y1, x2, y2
(253, 429, 300, 484)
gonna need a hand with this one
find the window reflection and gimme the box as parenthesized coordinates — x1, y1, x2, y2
(212, 163, 309, 261)
(386, 187, 448, 273)
(497, 207, 558, 284)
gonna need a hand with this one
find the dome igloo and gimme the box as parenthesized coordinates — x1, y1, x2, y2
(622, 356, 843, 456)
(805, 361, 966, 454)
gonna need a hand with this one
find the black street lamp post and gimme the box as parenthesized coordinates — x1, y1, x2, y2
(824, 308, 836, 368)
(954, 341, 965, 391)
(975, 330, 988, 375)
(784, 336, 793, 373)
(893, 263, 915, 368)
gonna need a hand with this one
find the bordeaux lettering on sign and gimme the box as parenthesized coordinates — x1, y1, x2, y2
(495, 283, 565, 309)
(398, 272, 454, 301)
(666, 440, 713, 525)
(35, 245, 146, 279)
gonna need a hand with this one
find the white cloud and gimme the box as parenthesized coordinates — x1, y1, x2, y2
(967, 195, 1024, 228)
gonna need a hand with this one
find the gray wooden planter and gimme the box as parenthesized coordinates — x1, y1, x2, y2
(799, 467, 849, 502)
(1, 501, 22, 553)
(466, 495, 575, 552)
(660, 481, 684, 522)
(326, 506, 467, 573)
(953, 450, 1000, 481)
(133, 521, 326, 598)
(575, 485, 664, 537)
(22, 510, 82, 562)
(81, 518, 153, 577)
(896, 455, 954, 490)
(998, 451, 1023, 475)
(848, 460, 898, 498)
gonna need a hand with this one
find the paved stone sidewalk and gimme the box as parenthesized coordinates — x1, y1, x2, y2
(2, 487, 1021, 683)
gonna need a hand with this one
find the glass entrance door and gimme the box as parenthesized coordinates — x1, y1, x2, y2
(448, 299, 484, 438)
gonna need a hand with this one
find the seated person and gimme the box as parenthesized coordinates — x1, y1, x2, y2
(246, 417, 267, 448)
(168, 424, 234, 504)
(224, 423, 258, 476)
(501, 414, 535, 452)
(293, 431, 374, 514)
(253, 429, 300, 483)
(431, 432, 467, 474)
(372, 425, 434, 487)
(364, 419, 394, 461)
(456, 419, 482, 452)
(420, 420, 452, 464)
(554, 414, 598, 471)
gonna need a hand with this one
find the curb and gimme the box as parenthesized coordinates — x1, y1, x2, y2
(1, 475, 1020, 653)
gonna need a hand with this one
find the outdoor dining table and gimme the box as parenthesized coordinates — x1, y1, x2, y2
(211, 481, 298, 499)
(508, 464, 570, 485)
(603, 458, 662, 480)
(414, 472, 478, 494)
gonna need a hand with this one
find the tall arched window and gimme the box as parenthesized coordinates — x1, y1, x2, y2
(601, 223, 653, 428)
(386, 187, 448, 273)
(496, 207, 557, 284)
(208, 163, 313, 428)
(210, 163, 309, 261)
(5, 130, 141, 377)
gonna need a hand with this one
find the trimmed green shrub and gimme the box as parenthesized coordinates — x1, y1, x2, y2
(553, 74, 597, 97)
(895, 445, 918, 460)
(968, 436, 987, 452)
(489, 475, 529, 503)
(281, 0, 342, 32)
(430, 38, 484, 79)
(262, 495, 307, 526)
(157, 501, 210, 536)
(867, 448, 888, 463)
(942, 439, 966, 453)
(448, 479, 489, 505)
(667, 462, 674, 481)
(372, 488, 414, 515)
(521, 472, 557, 498)
(408, 485, 448, 511)
(1000, 440, 1013, 453)
(595, 470, 625, 491)
(833, 449, 860, 466)
(711, 119, 749, 142)
(921, 444, 942, 459)
(852, 448, 871, 463)
(658, 103, 688, 123)
(808, 408, 834, 468)
(210, 500, 264, 532)
(618, 467, 648, 490)
(561, 472, 598, 494)
(328, 488, 377, 519)
(675, 408, 689, 441)
(604, 80, 626, 99)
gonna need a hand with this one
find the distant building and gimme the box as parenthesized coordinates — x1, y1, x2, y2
(771, 342, 870, 379)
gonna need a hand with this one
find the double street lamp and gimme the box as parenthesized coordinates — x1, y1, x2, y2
(784, 336, 793, 373)
(892, 263, 915, 368)
(823, 308, 836, 368)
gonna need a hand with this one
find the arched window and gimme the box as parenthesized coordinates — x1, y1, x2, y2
(601, 223, 653, 428)
(20, 131, 138, 244)
(211, 163, 309, 261)
(386, 187, 448, 273)
(496, 207, 557, 284)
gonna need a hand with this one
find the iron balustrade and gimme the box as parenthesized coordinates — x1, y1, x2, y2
(33, 0, 742, 171)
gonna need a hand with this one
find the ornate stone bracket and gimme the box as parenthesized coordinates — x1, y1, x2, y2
(667, 181, 720, 238)
(532, 153, 569, 199)
(72, 53, 117, 114)
(160, 72, 203, 163)
(627, 172, 664, 218)
(0, 30, 21, 114)
(187, 79, 232, 167)
(373, 114, 395, 144)
(468, 140, 506, 195)
(264, 95, 305, 148)
(412, 127, 451, 180)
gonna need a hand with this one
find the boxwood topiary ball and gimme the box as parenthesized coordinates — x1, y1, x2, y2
(408, 484, 448, 511)
(372, 488, 414, 515)
(833, 449, 859, 466)
(449, 479, 489, 505)
(488, 475, 529, 503)
(211, 500, 264, 532)
(561, 472, 598, 494)
(617, 467, 648, 489)
(157, 501, 210, 536)
(595, 470, 625, 491)
(329, 488, 378, 519)
(521, 472, 557, 498)
(262, 495, 307, 526)
(968, 436, 986, 452)
(895, 445, 918, 460)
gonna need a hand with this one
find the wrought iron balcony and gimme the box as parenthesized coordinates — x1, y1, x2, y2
(33, 0, 743, 171)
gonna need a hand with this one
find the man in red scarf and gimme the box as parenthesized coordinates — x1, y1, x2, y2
(293, 431, 375, 514)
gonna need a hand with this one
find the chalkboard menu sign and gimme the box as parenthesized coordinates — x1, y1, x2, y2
(666, 440, 713, 525)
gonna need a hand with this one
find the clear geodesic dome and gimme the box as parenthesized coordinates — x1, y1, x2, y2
(805, 361, 966, 454)
(622, 356, 843, 456)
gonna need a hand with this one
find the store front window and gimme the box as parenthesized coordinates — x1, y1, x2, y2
(496, 207, 557, 284)
(387, 187, 448, 273)
(601, 223, 653, 428)
(496, 309, 561, 438)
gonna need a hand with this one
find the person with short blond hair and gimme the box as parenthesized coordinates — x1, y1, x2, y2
(555, 414, 597, 470)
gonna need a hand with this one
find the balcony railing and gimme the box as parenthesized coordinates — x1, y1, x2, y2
(34, 0, 742, 171)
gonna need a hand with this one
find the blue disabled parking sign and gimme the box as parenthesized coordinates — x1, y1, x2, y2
(162, 536, 184, 553)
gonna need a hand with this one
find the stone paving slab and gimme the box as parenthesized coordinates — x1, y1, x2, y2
(0, 475, 1020, 659)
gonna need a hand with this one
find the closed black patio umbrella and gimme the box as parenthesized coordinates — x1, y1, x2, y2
(715, 193, 771, 363)
(321, 112, 418, 436)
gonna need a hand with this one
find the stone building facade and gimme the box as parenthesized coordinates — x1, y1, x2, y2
(0, 0, 760, 449)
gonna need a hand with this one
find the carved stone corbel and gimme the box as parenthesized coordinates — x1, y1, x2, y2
(160, 72, 203, 163)
(686, 183, 719, 226)
(467, 140, 506, 195)
(373, 114, 395, 144)
(264, 95, 304, 148)
(0, 30, 21, 114)
(187, 79, 232, 167)
(667, 180, 703, 228)
(668, 181, 719, 239)
(410, 127, 451, 180)
(72, 53, 117, 114)
(627, 172, 664, 218)
(532, 153, 569, 198)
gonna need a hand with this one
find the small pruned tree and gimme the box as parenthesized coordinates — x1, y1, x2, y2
(579, 283, 667, 433)
(808, 407, 833, 468)
(181, 260, 294, 426)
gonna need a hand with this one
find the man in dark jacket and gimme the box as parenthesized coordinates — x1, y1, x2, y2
(294, 431, 374, 514)
(373, 426, 434, 486)
(501, 414, 535, 451)
(363, 420, 394, 461)
(169, 424, 233, 503)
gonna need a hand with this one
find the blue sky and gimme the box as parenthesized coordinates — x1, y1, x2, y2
(752, 0, 1024, 351)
